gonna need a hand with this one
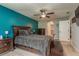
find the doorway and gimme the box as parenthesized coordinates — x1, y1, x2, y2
(46, 21, 54, 37)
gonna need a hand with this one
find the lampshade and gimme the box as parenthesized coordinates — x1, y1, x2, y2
(5, 31, 8, 34)
(0, 35, 3, 39)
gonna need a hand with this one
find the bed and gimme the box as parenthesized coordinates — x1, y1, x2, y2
(13, 26, 52, 56)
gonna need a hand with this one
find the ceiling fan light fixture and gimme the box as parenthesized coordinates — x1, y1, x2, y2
(41, 14, 46, 18)
(34, 9, 54, 19)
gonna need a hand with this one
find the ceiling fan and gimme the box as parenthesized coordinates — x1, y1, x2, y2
(34, 9, 54, 18)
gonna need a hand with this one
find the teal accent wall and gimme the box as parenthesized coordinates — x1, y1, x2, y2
(0, 5, 38, 39)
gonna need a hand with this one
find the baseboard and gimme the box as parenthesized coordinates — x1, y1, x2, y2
(60, 41, 70, 45)
(54, 39, 70, 41)
(71, 41, 79, 52)
(54, 39, 70, 45)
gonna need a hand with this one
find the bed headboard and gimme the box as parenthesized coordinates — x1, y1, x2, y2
(13, 26, 30, 38)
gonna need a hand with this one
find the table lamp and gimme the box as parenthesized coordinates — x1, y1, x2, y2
(5, 31, 8, 38)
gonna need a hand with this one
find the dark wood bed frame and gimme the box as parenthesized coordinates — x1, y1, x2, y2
(13, 26, 52, 56)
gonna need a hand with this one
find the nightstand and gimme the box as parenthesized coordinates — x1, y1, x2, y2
(0, 38, 13, 54)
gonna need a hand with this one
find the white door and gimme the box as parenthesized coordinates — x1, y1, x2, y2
(59, 20, 70, 41)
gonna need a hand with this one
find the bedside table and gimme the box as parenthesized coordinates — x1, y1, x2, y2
(0, 38, 13, 54)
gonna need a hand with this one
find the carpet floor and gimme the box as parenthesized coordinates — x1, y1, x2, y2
(1, 48, 40, 56)
(1, 41, 79, 56)
(1, 41, 63, 56)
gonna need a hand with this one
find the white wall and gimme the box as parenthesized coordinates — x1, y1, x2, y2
(71, 22, 79, 52)
(38, 21, 47, 28)
(54, 20, 59, 40)
(70, 11, 79, 52)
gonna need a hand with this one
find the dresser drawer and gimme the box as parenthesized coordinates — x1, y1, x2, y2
(0, 48, 4, 53)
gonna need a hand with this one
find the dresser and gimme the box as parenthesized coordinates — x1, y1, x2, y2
(37, 28, 45, 35)
(0, 38, 13, 54)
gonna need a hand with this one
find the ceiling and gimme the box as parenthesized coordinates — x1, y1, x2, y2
(1, 3, 79, 21)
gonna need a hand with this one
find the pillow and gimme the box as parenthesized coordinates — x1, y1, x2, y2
(25, 30, 30, 35)
(27, 29, 33, 34)
(19, 30, 29, 35)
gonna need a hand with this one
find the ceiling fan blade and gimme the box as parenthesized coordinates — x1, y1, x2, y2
(39, 17, 42, 19)
(34, 14, 40, 16)
(47, 12, 54, 15)
(46, 16, 50, 18)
